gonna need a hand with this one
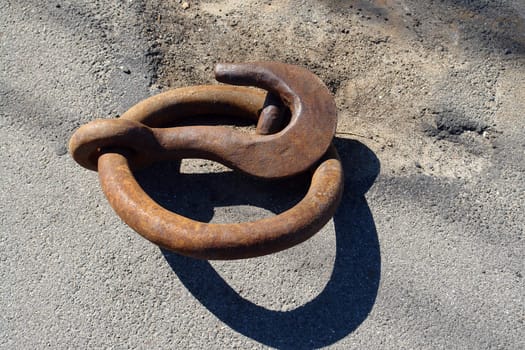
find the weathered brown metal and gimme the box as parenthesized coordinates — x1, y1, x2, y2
(256, 92, 288, 135)
(69, 62, 343, 259)
(70, 62, 337, 179)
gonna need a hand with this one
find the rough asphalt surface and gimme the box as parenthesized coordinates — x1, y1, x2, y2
(1, 0, 523, 349)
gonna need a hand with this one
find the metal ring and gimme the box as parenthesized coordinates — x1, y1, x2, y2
(97, 145, 343, 259)
(69, 62, 343, 259)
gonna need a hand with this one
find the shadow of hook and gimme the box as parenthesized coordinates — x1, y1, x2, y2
(146, 138, 381, 349)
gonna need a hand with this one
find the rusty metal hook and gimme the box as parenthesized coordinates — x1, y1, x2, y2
(69, 62, 343, 259)
(70, 62, 337, 179)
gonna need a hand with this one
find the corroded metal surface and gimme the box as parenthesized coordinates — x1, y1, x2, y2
(70, 62, 337, 179)
(97, 147, 343, 259)
(69, 62, 343, 259)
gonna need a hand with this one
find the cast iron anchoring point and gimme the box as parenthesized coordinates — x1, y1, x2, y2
(69, 62, 343, 259)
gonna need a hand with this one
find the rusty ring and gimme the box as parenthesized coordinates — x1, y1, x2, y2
(70, 62, 343, 259)
(95, 85, 343, 259)
(98, 146, 342, 259)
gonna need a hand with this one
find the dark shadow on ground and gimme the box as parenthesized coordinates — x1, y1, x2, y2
(135, 137, 381, 349)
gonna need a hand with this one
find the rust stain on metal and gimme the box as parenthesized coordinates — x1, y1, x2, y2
(69, 62, 343, 259)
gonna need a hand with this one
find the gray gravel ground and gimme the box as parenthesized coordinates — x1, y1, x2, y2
(1, 0, 523, 349)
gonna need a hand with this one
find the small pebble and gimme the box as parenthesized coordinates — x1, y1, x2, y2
(55, 144, 68, 156)
(120, 66, 131, 74)
(182, 2, 190, 9)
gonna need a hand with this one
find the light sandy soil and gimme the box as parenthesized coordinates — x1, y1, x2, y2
(151, 0, 524, 180)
